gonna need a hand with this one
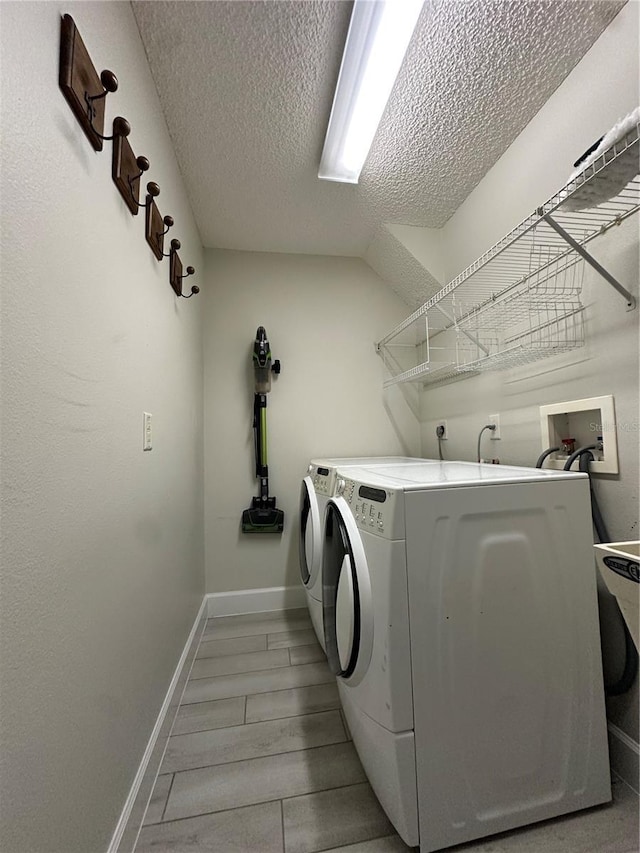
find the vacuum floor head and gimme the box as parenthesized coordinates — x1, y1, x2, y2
(241, 506, 285, 534)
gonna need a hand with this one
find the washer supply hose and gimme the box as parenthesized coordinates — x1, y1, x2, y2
(567, 448, 639, 696)
(536, 446, 560, 468)
(563, 444, 597, 471)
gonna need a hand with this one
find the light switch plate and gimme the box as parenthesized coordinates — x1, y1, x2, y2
(143, 412, 152, 451)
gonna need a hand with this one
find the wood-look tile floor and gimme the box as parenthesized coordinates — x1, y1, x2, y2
(134, 608, 639, 853)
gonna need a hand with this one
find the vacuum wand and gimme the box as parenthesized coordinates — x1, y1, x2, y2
(254, 393, 269, 499)
(241, 327, 284, 534)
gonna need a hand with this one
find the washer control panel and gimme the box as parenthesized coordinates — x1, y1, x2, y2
(339, 478, 402, 538)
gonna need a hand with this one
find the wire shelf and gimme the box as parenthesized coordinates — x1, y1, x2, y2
(378, 121, 639, 389)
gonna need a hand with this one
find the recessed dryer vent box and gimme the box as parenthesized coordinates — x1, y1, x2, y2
(539, 395, 618, 474)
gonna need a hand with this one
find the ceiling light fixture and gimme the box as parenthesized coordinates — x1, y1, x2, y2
(318, 0, 424, 184)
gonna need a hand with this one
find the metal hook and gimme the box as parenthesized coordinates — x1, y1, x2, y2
(166, 238, 181, 259)
(136, 181, 160, 208)
(178, 267, 199, 298)
(127, 158, 156, 207)
(84, 71, 128, 141)
(129, 175, 159, 212)
(157, 216, 175, 252)
(168, 239, 199, 297)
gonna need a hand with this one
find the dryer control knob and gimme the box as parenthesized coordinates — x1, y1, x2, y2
(336, 479, 346, 495)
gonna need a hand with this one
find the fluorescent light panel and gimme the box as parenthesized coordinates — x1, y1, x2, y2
(318, 0, 424, 184)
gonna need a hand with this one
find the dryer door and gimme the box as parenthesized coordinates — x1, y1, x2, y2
(323, 497, 373, 686)
(299, 477, 321, 589)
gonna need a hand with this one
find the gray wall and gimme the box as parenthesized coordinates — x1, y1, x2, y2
(203, 250, 420, 594)
(0, 4, 204, 851)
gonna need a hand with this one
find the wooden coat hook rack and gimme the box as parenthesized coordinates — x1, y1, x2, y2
(146, 206, 174, 262)
(111, 125, 157, 216)
(59, 13, 200, 300)
(59, 14, 120, 151)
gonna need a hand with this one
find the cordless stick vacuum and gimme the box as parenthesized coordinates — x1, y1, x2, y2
(241, 327, 284, 534)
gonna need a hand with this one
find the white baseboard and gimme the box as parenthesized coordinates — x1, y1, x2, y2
(107, 595, 208, 853)
(608, 722, 639, 795)
(206, 585, 306, 618)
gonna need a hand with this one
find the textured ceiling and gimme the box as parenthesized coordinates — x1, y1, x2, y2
(132, 0, 623, 260)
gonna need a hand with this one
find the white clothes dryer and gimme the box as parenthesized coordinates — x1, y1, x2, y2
(322, 462, 611, 852)
(299, 457, 428, 650)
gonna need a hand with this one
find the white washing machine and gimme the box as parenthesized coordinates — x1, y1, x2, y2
(322, 461, 611, 852)
(299, 457, 428, 650)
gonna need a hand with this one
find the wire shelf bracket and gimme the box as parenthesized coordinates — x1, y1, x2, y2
(541, 211, 636, 310)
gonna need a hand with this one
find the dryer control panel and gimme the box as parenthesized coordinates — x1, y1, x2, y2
(338, 478, 403, 539)
(307, 465, 337, 497)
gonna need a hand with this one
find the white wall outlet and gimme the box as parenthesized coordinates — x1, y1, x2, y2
(489, 413, 501, 439)
(436, 420, 448, 440)
(143, 412, 152, 451)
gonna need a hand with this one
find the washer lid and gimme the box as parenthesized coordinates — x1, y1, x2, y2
(310, 456, 425, 468)
(337, 461, 585, 490)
